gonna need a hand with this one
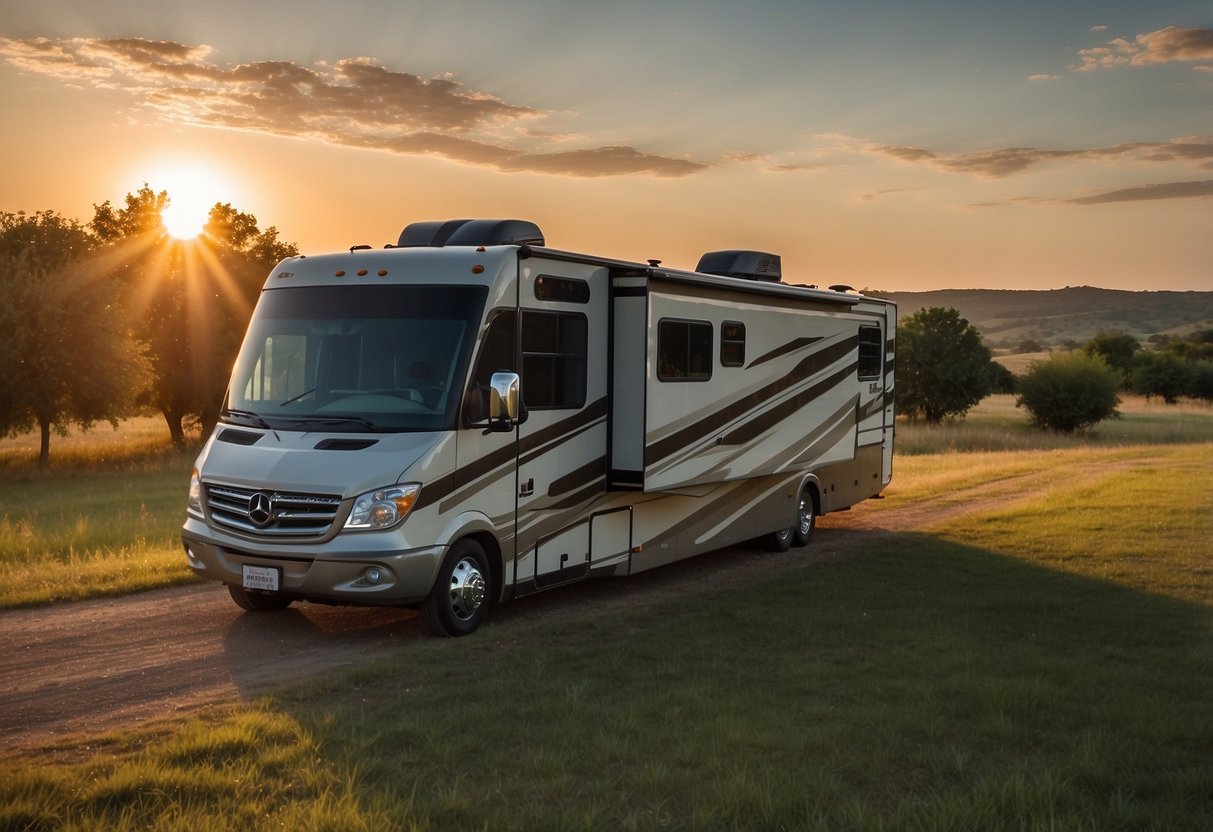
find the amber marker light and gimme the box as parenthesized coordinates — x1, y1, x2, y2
(472, 265, 485, 274)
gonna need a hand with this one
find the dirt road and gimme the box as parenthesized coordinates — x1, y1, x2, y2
(0, 487, 1014, 752)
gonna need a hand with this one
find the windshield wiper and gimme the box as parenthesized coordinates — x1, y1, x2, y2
(280, 414, 383, 432)
(279, 388, 316, 406)
(221, 408, 274, 431)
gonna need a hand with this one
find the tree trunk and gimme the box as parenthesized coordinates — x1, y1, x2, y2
(161, 408, 186, 450)
(38, 417, 51, 470)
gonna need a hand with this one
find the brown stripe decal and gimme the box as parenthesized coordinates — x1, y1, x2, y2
(647, 335, 858, 465)
(547, 455, 607, 498)
(416, 396, 607, 510)
(747, 336, 823, 370)
(720, 363, 855, 446)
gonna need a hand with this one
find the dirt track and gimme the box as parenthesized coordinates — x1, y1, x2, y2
(0, 486, 1030, 753)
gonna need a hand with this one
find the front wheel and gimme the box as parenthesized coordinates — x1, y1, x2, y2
(227, 582, 293, 612)
(422, 538, 492, 637)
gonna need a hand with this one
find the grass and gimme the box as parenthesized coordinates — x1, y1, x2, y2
(0, 416, 198, 608)
(2, 397, 1209, 609)
(2, 441, 1211, 829)
(896, 394, 1213, 454)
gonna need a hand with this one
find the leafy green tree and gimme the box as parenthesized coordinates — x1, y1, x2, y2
(988, 360, 1017, 394)
(1132, 351, 1192, 404)
(1190, 361, 1213, 402)
(89, 187, 298, 446)
(896, 307, 994, 423)
(1082, 331, 1140, 388)
(0, 211, 151, 468)
(1016, 352, 1121, 433)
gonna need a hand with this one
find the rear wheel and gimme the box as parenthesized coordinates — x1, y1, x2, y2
(792, 484, 816, 548)
(759, 523, 794, 553)
(226, 582, 293, 612)
(422, 538, 491, 637)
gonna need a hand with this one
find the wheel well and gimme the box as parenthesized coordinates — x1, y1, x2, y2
(803, 478, 822, 515)
(464, 531, 504, 603)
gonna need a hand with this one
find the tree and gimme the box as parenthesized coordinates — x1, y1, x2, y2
(1016, 352, 1121, 433)
(896, 307, 994, 423)
(988, 360, 1017, 394)
(1132, 351, 1192, 404)
(89, 188, 298, 446)
(0, 211, 151, 468)
(1082, 331, 1140, 388)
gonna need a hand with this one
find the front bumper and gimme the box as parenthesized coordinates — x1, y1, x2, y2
(181, 517, 445, 606)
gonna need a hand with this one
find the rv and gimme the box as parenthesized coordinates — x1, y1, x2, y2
(182, 219, 895, 635)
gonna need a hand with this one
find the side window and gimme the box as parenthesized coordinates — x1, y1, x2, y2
(858, 326, 883, 380)
(720, 321, 745, 367)
(470, 309, 517, 388)
(658, 319, 713, 381)
(522, 310, 587, 409)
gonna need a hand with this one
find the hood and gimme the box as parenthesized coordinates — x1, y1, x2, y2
(196, 428, 452, 498)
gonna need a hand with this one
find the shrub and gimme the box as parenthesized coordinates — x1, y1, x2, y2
(1016, 352, 1121, 433)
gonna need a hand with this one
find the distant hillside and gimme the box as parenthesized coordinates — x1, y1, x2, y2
(869, 287, 1213, 349)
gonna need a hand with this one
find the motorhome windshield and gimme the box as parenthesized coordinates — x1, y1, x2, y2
(224, 284, 487, 433)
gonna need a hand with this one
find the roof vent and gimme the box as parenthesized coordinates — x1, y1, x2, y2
(397, 218, 545, 248)
(696, 250, 782, 282)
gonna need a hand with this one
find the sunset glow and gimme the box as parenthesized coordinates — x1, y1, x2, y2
(0, 1, 1209, 291)
(144, 163, 234, 240)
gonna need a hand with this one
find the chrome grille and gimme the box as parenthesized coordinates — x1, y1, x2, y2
(205, 483, 342, 537)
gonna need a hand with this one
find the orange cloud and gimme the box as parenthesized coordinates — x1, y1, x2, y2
(872, 137, 1213, 178)
(1065, 179, 1213, 204)
(0, 36, 708, 179)
(1078, 26, 1213, 71)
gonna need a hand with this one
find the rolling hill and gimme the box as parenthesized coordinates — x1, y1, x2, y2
(868, 286, 1213, 349)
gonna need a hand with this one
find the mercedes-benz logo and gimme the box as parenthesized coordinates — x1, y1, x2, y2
(247, 492, 275, 527)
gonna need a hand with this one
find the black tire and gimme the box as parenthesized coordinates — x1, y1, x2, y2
(760, 523, 794, 553)
(792, 484, 816, 548)
(422, 538, 492, 637)
(226, 582, 293, 612)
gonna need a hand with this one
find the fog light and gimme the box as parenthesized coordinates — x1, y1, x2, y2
(364, 566, 386, 585)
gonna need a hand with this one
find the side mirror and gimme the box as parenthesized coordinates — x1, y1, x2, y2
(488, 372, 520, 430)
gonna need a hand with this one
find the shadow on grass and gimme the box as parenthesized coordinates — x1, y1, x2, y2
(268, 528, 1212, 831)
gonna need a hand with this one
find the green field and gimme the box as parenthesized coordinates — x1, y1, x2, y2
(0, 416, 197, 608)
(2, 401, 1212, 830)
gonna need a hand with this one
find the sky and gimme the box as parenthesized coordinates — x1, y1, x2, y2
(1, 0, 1211, 292)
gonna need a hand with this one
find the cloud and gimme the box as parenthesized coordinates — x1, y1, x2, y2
(857, 188, 916, 202)
(872, 137, 1213, 178)
(0, 36, 709, 179)
(1078, 26, 1213, 71)
(1028, 74, 1059, 81)
(1065, 179, 1213, 204)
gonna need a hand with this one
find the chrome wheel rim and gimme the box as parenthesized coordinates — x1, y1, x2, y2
(797, 494, 814, 537)
(448, 557, 486, 621)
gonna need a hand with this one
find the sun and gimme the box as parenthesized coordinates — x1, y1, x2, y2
(144, 161, 233, 240)
(161, 196, 212, 240)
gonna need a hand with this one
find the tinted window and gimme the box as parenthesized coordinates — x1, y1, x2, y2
(534, 275, 590, 304)
(522, 310, 587, 409)
(227, 284, 486, 432)
(858, 326, 883, 379)
(658, 319, 713, 381)
(721, 321, 746, 367)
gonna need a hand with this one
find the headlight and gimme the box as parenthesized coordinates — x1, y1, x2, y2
(344, 484, 421, 530)
(187, 469, 204, 517)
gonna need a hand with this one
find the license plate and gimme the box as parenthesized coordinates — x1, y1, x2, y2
(242, 564, 281, 592)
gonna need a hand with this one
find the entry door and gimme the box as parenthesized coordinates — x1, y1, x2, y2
(513, 266, 609, 590)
